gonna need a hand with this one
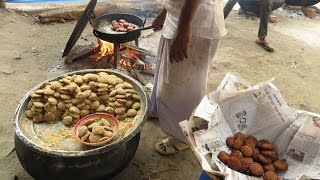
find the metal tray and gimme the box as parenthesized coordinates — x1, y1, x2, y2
(14, 69, 148, 157)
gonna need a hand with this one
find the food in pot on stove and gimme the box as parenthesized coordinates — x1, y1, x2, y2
(126, 26, 133, 31)
(24, 72, 141, 125)
(77, 117, 115, 144)
(111, 19, 136, 32)
(217, 132, 288, 178)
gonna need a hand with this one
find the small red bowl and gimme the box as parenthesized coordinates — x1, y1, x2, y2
(74, 113, 119, 147)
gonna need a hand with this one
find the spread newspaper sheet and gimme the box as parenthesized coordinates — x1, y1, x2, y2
(180, 74, 320, 180)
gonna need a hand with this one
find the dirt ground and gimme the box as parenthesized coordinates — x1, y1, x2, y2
(0, 4, 320, 180)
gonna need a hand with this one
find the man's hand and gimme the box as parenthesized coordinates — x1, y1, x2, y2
(168, 0, 201, 63)
(169, 30, 191, 63)
(152, 9, 167, 31)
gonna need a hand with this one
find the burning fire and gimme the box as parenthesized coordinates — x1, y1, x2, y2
(96, 39, 114, 61)
(119, 59, 132, 68)
(95, 38, 147, 69)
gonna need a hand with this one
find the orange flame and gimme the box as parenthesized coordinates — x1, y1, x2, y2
(96, 39, 114, 61)
(95, 38, 147, 70)
(119, 59, 132, 68)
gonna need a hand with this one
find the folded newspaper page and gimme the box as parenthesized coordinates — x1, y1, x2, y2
(180, 73, 320, 180)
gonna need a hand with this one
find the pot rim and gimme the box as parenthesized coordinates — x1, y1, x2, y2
(13, 69, 149, 157)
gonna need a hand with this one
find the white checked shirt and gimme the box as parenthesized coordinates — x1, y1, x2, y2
(161, 0, 226, 40)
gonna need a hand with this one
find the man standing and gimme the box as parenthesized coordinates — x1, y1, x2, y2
(151, 0, 225, 154)
(224, 0, 275, 52)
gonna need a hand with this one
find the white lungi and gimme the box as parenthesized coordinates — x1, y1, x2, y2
(151, 0, 226, 143)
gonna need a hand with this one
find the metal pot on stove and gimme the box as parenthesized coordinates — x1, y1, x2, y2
(87, 10, 154, 44)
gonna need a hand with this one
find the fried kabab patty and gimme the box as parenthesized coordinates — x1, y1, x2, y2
(240, 157, 253, 172)
(218, 151, 230, 164)
(235, 132, 246, 142)
(249, 162, 264, 177)
(261, 150, 278, 161)
(241, 145, 254, 157)
(263, 164, 276, 172)
(263, 171, 280, 180)
(231, 150, 243, 159)
(257, 140, 273, 150)
(233, 138, 243, 150)
(258, 154, 272, 164)
(227, 156, 242, 171)
(273, 160, 288, 171)
(226, 137, 235, 149)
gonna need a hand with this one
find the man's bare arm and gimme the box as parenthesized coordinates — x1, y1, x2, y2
(170, 0, 202, 62)
(152, 9, 167, 31)
(177, 0, 202, 34)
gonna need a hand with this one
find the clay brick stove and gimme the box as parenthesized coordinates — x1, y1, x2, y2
(63, 37, 155, 86)
(62, 1, 155, 85)
(95, 38, 147, 70)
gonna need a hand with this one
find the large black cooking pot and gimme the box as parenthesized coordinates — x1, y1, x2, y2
(238, 0, 285, 15)
(15, 133, 140, 180)
(87, 11, 151, 43)
(14, 69, 149, 180)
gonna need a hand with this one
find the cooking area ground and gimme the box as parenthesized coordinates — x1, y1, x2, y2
(1, 0, 320, 179)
